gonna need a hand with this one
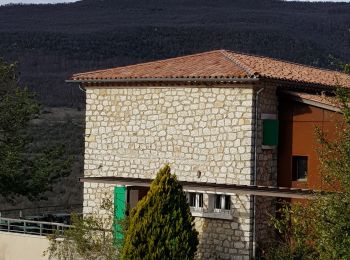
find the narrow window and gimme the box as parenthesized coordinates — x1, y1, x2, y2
(187, 192, 203, 211)
(213, 194, 231, 211)
(215, 194, 221, 209)
(224, 195, 231, 210)
(198, 193, 203, 208)
(292, 156, 308, 181)
(188, 192, 196, 207)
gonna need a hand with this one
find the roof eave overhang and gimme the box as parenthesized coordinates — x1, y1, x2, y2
(80, 176, 319, 199)
(260, 77, 340, 92)
(65, 77, 260, 84)
(280, 91, 341, 113)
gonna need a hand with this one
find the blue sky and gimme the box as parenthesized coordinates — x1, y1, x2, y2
(0, 0, 349, 4)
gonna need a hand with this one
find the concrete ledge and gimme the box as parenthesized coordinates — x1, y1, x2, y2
(0, 231, 51, 260)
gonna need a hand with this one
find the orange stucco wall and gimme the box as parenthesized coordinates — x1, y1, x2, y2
(278, 98, 343, 191)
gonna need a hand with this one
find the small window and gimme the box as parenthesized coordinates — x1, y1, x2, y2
(187, 192, 203, 210)
(224, 195, 231, 210)
(292, 156, 308, 181)
(213, 194, 231, 211)
(214, 194, 221, 209)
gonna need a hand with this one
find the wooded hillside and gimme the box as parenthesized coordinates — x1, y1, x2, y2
(0, 0, 349, 106)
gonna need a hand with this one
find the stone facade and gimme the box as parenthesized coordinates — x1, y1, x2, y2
(194, 193, 252, 260)
(82, 84, 278, 259)
(84, 86, 254, 184)
(255, 84, 279, 251)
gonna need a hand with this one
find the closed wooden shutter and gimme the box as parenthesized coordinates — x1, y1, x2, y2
(114, 186, 126, 243)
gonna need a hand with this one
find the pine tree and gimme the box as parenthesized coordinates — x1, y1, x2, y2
(0, 57, 72, 200)
(121, 164, 198, 260)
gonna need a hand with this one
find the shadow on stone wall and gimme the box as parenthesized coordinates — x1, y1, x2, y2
(254, 195, 277, 258)
(195, 194, 252, 259)
(196, 217, 251, 260)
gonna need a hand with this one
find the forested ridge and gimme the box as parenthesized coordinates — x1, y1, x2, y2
(0, 0, 349, 106)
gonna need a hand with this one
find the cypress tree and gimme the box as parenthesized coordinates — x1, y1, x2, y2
(121, 164, 198, 259)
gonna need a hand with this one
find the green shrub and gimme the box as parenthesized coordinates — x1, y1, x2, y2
(121, 164, 198, 260)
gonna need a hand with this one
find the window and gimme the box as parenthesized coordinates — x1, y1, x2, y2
(187, 192, 203, 211)
(126, 186, 150, 212)
(213, 194, 231, 212)
(292, 156, 308, 181)
(186, 192, 233, 220)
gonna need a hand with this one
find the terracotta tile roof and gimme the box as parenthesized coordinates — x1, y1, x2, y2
(69, 50, 350, 88)
(282, 91, 340, 111)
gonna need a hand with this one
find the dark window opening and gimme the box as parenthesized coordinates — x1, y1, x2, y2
(189, 193, 196, 207)
(224, 195, 231, 210)
(126, 186, 150, 216)
(187, 192, 203, 209)
(214, 195, 221, 209)
(214, 194, 231, 210)
(198, 193, 203, 208)
(292, 156, 308, 181)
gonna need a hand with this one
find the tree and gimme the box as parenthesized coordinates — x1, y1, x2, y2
(46, 194, 120, 260)
(267, 66, 350, 259)
(121, 164, 199, 259)
(0, 57, 71, 201)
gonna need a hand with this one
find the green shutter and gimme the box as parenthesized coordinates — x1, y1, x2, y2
(263, 119, 279, 146)
(114, 186, 126, 243)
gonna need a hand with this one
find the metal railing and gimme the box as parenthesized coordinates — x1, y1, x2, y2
(0, 203, 82, 218)
(0, 217, 71, 236)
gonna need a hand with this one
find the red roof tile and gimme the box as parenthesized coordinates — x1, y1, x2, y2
(283, 91, 340, 109)
(69, 50, 350, 88)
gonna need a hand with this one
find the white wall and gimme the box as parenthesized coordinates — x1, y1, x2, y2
(0, 232, 51, 260)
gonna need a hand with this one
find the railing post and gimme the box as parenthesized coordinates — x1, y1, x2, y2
(24, 221, 26, 234)
(7, 220, 10, 232)
(40, 223, 43, 236)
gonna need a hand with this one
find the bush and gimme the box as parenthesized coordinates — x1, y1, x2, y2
(121, 164, 198, 259)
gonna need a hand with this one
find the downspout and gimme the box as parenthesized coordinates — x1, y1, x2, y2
(78, 83, 86, 93)
(252, 87, 264, 258)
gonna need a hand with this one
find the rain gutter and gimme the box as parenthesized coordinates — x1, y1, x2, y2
(65, 77, 259, 84)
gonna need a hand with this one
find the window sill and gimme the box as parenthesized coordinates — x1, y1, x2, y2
(190, 207, 204, 213)
(293, 179, 307, 182)
(262, 145, 277, 150)
(190, 210, 233, 220)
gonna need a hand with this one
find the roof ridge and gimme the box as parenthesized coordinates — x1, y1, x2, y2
(73, 49, 349, 79)
(225, 50, 349, 77)
(69, 49, 350, 89)
(220, 50, 257, 77)
(72, 49, 225, 78)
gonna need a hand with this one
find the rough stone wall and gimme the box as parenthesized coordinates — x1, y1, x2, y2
(194, 194, 252, 260)
(256, 84, 278, 186)
(83, 85, 257, 259)
(254, 84, 279, 251)
(84, 86, 254, 185)
(83, 182, 115, 217)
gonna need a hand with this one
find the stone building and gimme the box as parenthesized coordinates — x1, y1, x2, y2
(67, 50, 350, 259)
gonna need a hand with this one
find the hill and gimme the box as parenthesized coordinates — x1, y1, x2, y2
(0, 107, 84, 217)
(0, 0, 349, 106)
